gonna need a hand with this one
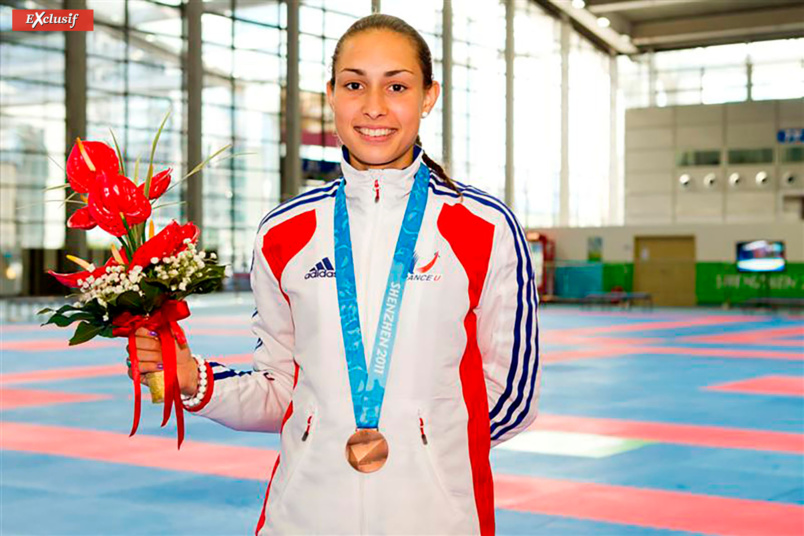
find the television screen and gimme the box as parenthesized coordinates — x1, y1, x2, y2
(736, 240, 786, 272)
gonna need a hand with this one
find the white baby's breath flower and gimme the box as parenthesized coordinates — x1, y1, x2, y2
(178, 282, 187, 291)
(150, 257, 159, 264)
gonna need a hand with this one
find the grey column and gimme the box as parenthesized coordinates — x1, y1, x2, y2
(372, 0, 381, 13)
(746, 57, 753, 101)
(64, 0, 87, 262)
(504, 0, 514, 208)
(284, 0, 301, 202)
(559, 15, 570, 226)
(185, 0, 203, 243)
(442, 0, 452, 171)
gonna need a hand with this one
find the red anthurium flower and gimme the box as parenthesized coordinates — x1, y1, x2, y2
(139, 168, 172, 200)
(88, 171, 152, 237)
(66, 141, 120, 194)
(130, 221, 199, 269)
(66, 206, 98, 230)
(48, 256, 121, 289)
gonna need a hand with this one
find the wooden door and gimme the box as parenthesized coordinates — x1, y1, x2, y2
(634, 236, 696, 307)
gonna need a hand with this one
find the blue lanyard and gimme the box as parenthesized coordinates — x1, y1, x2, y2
(334, 162, 430, 429)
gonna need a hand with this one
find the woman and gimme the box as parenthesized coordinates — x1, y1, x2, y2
(128, 14, 540, 535)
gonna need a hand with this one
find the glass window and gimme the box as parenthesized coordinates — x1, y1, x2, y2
(202, 1, 293, 272)
(0, 2, 66, 254)
(621, 38, 803, 109)
(568, 30, 611, 227)
(781, 147, 803, 163)
(677, 150, 721, 167)
(451, 0, 506, 197)
(513, 0, 561, 227)
(728, 149, 774, 165)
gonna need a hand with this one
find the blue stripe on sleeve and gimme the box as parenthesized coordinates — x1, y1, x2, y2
(428, 176, 539, 439)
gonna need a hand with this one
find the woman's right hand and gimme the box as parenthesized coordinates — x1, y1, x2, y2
(125, 327, 200, 397)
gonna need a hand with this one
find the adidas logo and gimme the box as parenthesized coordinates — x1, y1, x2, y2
(304, 257, 336, 280)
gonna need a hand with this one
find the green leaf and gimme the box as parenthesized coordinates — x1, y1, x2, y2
(69, 321, 105, 345)
(37, 307, 54, 315)
(139, 280, 161, 303)
(116, 290, 144, 311)
(53, 303, 81, 315)
(100, 325, 115, 338)
(82, 299, 106, 315)
(47, 153, 66, 174)
(45, 311, 96, 328)
(43, 182, 70, 192)
(164, 144, 232, 196)
(143, 278, 170, 291)
(134, 154, 141, 186)
(152, 200, 186, 213)
(109, 128, 126, 176)
(145, 108, 172, 196)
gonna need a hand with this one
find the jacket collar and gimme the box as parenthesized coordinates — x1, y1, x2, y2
(340, 146, 425, 201)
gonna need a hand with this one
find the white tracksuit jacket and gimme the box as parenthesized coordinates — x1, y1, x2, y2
(186, 148, 541, 535)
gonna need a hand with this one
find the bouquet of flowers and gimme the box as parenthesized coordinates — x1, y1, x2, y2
(39, 113, 228, 448)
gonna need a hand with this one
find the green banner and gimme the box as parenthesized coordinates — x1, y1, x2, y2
(696, 262, 804, 305)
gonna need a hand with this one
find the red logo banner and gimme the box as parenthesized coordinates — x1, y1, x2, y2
(12, 9, 94, 31)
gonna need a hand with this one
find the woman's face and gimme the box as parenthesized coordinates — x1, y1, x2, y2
(327, 29, 439, 171)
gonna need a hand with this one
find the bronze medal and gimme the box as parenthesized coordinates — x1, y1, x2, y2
(345, 428, 389, 473)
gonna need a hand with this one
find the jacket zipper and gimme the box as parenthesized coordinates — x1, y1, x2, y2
(360, 172, 383, 535)
(418, 411, 429, 445)
(361, 171, 384, 361)
(301, 414, 313, 441)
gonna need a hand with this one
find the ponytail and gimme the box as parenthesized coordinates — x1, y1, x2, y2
(415, 135, 460, 195)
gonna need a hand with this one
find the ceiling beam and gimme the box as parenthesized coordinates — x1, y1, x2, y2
(631, 5, 804, 47)
(587, 0, 700, 14)
(544, 0, 638, 54)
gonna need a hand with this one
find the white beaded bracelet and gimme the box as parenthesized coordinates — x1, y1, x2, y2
(181, 355, 208, 408)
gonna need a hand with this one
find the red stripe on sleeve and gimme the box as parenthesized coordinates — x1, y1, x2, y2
(437, 203, 495, 536)
(256, 362, 301, 534)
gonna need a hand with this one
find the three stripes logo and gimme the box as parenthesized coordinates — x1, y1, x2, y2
(304, 257, 336, 280)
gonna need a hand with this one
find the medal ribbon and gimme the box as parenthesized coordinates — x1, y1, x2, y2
(334, 162, 430, 429)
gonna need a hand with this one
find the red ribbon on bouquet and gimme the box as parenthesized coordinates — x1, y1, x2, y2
(112, 299, 191, 449)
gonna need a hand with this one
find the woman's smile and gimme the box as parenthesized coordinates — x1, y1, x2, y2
(354, 126, 398, 143)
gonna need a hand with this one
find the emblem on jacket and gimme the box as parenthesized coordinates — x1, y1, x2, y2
(305, 257, 336, 279)
(408, 251, 442, 282)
